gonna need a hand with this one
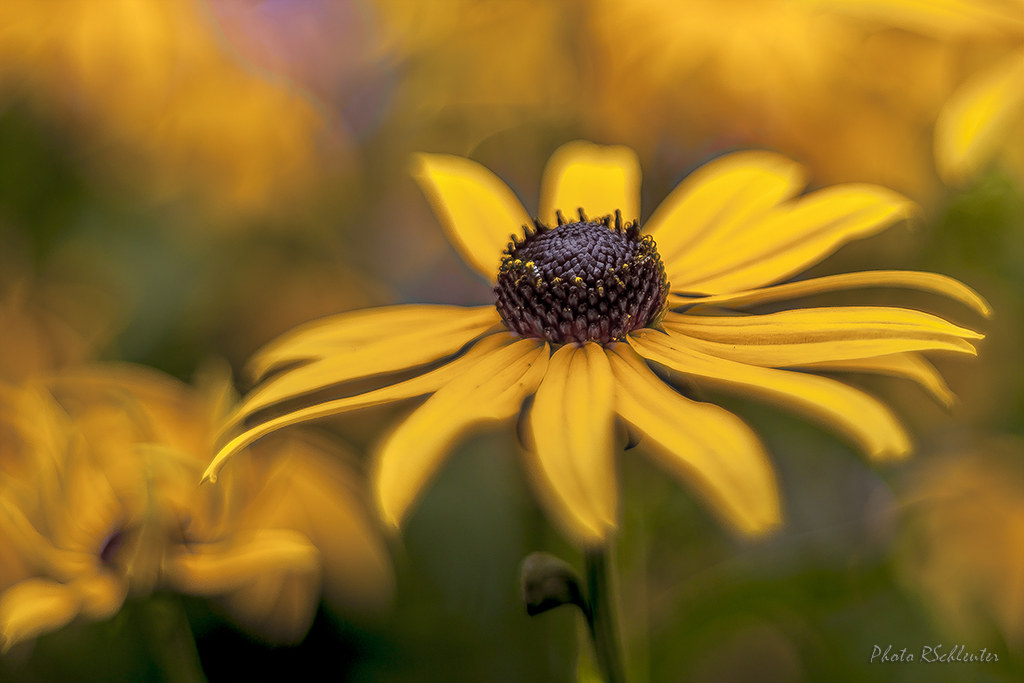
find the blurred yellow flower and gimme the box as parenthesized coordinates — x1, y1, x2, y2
(585, 0, 959, 201)
(0, 365, 392, 651)
(0, 0, 332, 217)
(366, 0, 582, 149)
(818, 0, 1024, 187)
(206, 141, 988, 548)
(897, 437, 1024, 648)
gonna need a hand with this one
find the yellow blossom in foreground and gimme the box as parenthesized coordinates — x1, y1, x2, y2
(818, 0, 1024, 187)
(206, 141, 989, 547)
(0, 365, 392, 651)
(0, 0, 330, 217)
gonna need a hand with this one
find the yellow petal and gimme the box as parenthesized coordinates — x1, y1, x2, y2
(608, 344, 780, 535)
(936, 51, 1024, 187)
(77, 571, 128, 621)
(646, 151, 807, 273)
(230, 305, 500, 429)
(0, 578, 81, 652)
(662, 306, 983, 352)
(668, 184, 917, 293)
(628, 329, 912, 461)
(0, 498, 91, 582)
(527, 343, 617, 546)
(672, 269, 993, 319)
(412, 153, 532, 282)
(220, 568, 320, 645)
(244, 435, 395, 617)
(375, 338, 549, 528)
(793, 353, 956, 409)
(667, 332, 975, 371)
(164, 529, 320, 597)
(205, 333, 513, 483)
(249, 305, 500, 380)
(539, 141, 641, 225)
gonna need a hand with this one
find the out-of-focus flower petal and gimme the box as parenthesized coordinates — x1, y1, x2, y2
(0, 578, 81, 653)
(77, 570, 128, 621)
(670, 184, 917, 293)
(628, 329, 912, 460)
(608, 344, 780, 536)
(412, 154, 533, 282)
(791, 352, 956, 408)
(221, 569, 320, 645)
(165, 529, 320, 597)
(0, 532, 31, 600)
(815, 0, 1024, 39)
(243, 433, 394, 618)
(375, 338, 549, 529)
(370, 0, 581, 150)
(647, 151, 807, 273)
(0, 499, 91, 582)
(528, 343, 617, 546)
(538, 142, 642, 225)
(166, 529, 321, 644)
(935, 50, 1024, 186)
(206, 333, 513, 481)
(816, 0, 1024, 186)
(897, 439, 1024, 648)
(674, 269, 993, 318)
(588, 0, 957, 201)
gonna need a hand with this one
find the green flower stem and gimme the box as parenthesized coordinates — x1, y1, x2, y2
(584, 548, 627, 683)
(138, 595, 209, 683)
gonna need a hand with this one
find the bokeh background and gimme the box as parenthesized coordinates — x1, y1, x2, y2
(0, 0, 1022, 681)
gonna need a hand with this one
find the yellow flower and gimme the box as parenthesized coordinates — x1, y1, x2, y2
(205, 141, 989, 546)
(0, 365, 391, 651)
(817, 0, 1024, 187)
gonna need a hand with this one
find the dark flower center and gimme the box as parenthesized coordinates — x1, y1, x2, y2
(494, 209, 668, 344)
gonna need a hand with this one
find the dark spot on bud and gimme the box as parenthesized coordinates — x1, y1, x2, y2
(494, 211, 668, 344)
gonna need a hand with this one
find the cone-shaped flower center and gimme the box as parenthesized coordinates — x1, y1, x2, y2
(494, 210, 668, 344)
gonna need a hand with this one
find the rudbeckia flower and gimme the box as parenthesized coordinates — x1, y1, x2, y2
(205, 141, 989, 546)
(0, 365, 392, 651)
